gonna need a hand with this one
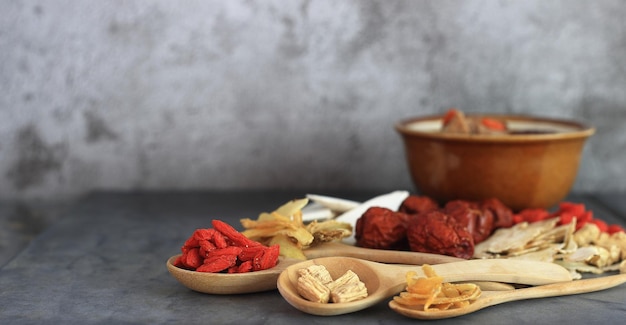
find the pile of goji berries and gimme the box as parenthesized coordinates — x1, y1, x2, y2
(513, 201, 625, 234)
(174, 219, 280, 273)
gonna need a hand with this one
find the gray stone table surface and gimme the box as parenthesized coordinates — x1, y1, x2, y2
(1, 190, 625, 324)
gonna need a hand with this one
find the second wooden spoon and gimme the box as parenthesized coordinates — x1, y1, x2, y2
(276, 256, 572, 316)
(389, 273, 626, 320)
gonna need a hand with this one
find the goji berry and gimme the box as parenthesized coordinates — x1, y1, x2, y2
(183, 247, 203, 269)
(175, 220, 276, 273)
(181, 245, 193, 254)
(260, 245, 280, 270)
(238, 245, 266, 261)
(559, 211, 575, 226)
(579, 211, 593, 223)
(207, 246, 243, 258)
(442, 108, 458, 126)
(212, 230, 229, 249)
(193, 228, 216, 241)
(183, 236, 199, 249)
(173, 256, 185, 268)
(252, 249, 266, 271)
(199, 240, 216, 255)
(481, 117, 506, 131)
(515, 208, 550, 224)
(237, 260, 253, 273)
(212, 219, 261, 247)
(196, 254, 237, 273)
(608, 224, 625, 234)
(557, 202, 586, 217)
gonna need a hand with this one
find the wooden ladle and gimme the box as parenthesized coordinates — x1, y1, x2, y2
(389, 273, 626, 320)
(276, 256, 572, 316)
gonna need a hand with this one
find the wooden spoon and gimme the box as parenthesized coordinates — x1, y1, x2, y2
(167, 255, 302, 294)
(276, 256, 572, 316)
(389, 273, 626, 320)
(303, 242, 464, 264)
(167, 242, 471, 295)
(305, 243, 515, 291)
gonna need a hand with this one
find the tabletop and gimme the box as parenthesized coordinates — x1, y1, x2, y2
(0, 190, 625, 324)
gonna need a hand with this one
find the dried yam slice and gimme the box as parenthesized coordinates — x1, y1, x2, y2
(474, 217, 559, 257)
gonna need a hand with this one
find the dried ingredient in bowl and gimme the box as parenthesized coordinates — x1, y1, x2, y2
(442, 108, 507, 135)
(173, 219, 280, 273)
(441, 108, 560, 135)
(392, 264, 481, 311)
(296, 265, 368, 303)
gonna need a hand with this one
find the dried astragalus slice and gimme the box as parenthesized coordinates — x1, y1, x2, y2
(306, 220, 352, 244)
(241, 198, 353, 260)
(297, 265, 333, 285)
(296, 265, 332, 303)
(474, 217, 559, 258)
(328, 270, 368, 303)
(296, 265, 368, 304)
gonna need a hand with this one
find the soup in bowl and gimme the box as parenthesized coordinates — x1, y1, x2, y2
(395, 112, 595, 211)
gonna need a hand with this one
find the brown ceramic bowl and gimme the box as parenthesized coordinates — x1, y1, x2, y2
(395, 114, 595, 211)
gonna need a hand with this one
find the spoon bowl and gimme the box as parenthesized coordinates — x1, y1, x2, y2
(276, 256, 572, 316)
(167, 255, 299, 294)
(389, 273, 626, 319)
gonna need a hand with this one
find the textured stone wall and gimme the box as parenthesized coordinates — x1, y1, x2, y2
(2, 0, 625, 201)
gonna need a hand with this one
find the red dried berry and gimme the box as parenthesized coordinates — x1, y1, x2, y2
(212, 219, 261, 247)
(196, 254, 237, 273)
(260, 245, 280, 270)
(175, 220, 277, 273)
(608, 224, 625, 234)
(238, 245, 266, 261)
(212, 230, 229, 249)
(207, 246, 243, 258)
(193, 228, 216, 241)
(183, 247, 203, 269)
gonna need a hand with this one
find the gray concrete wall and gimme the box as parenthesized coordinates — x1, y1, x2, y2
(2, 0, 625, 201)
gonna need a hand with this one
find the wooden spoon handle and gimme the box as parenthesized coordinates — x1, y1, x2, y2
(427, 259, 573, 286)
(486, 273, 626, 305)
(304, 242, 464, 264)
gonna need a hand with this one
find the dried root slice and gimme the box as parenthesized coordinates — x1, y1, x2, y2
(297, 265, 333, 285)
(328, 270, 368, 303)
(240, 198, 353, 260)
(296, 265, 368, 304)
(306, 220, 352, 244)
(296, 267, 332, 303)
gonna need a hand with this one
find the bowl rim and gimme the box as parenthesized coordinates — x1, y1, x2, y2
(395, 113, 595, 142)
